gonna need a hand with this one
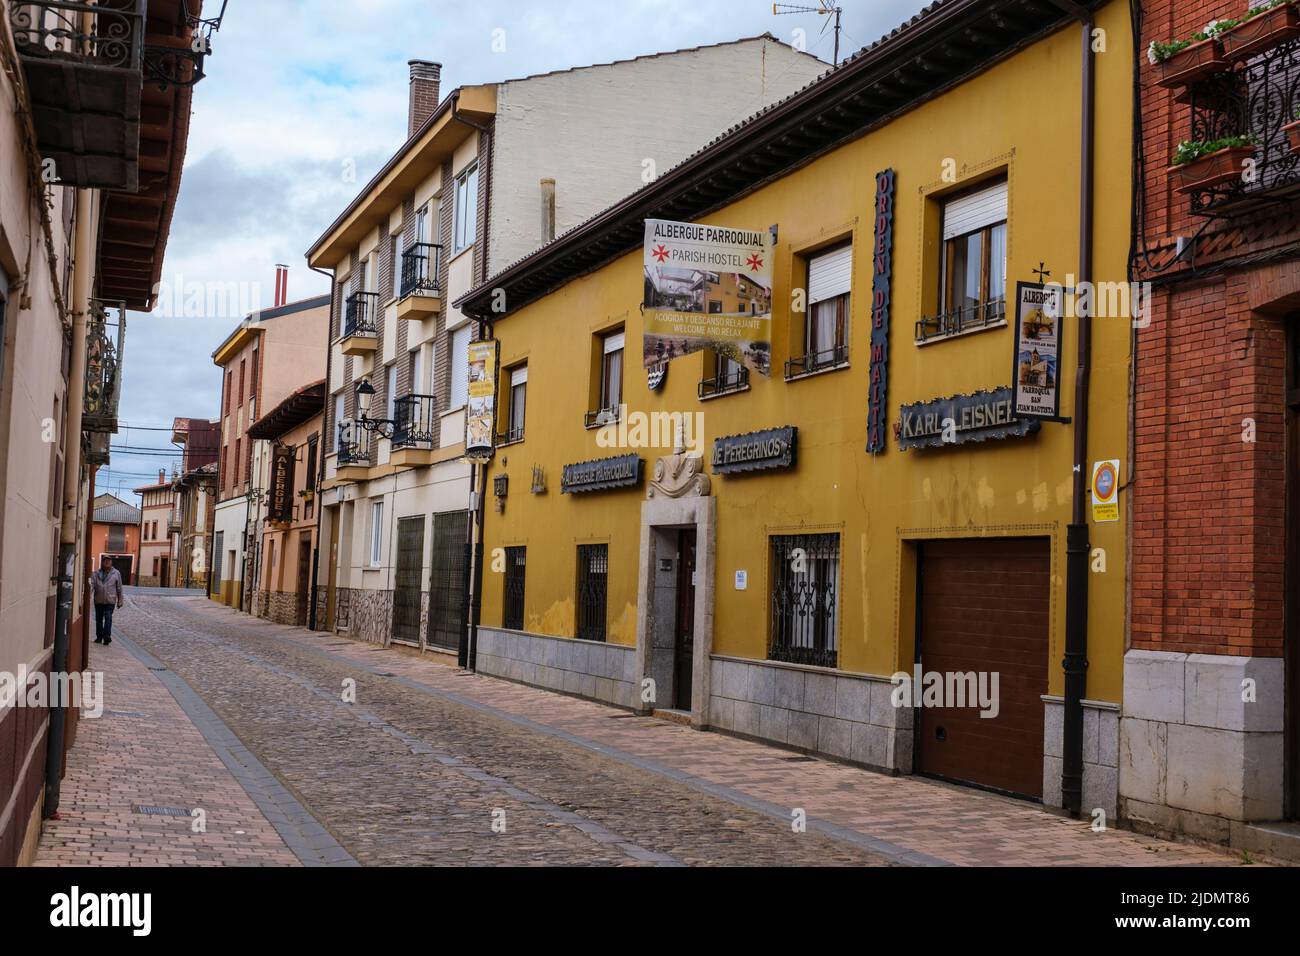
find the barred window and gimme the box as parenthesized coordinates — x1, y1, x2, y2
(575, 544, 608, 643)
(769, 533, 840, 668)
(502, 547, 526, 631)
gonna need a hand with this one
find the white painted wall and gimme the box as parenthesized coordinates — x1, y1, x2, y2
(489, 37, 826, 272)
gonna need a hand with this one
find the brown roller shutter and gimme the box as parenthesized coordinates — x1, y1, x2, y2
(916, 538, 1050, 800)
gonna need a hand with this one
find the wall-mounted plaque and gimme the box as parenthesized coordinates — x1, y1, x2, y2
(561, 454, 644, 494)
(711, 426, 798, 475)
(895, 386, 1040, 450)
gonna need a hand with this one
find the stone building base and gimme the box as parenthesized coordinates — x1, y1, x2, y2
(1119, 649, 1285, 842)
(476, 627, 637, 708)
(707, 656, 912, 772)
(1041, 696, 1120, 821)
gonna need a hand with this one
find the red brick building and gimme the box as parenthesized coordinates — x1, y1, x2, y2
(1127, 0, 1300, 847)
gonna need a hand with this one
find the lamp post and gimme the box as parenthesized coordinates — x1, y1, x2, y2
(354, 378, 395, 440)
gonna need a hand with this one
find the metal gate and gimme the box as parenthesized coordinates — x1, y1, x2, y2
(392, 516, 425, 646)
(427, 510, 469, 651)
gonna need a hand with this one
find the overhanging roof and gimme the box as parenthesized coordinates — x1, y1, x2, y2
(457, 0, 1103, 320)
(306, 85, 496, 270)
(247, 380, 326, 441)
(96, 0, 203, 310)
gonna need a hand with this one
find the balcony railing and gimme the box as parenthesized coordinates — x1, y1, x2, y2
(10, 0, 147, 187)
(343, 292, 380, 338)
(167, 510, 182, 532)
(337, 421, 372, 467)
(698, 364, 750, 399)
(584, 405, 622, 429)
(1185, 32, 1300, 216)
(392, 394, 438, 450)
(400, 243, 443, 299)
(915, 296, 1007, 343)
(10, 1, 145, 70)
(83, 299, 125, 433)
(784, 343, 849, 380)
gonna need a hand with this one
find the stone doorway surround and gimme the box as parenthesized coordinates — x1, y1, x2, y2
(634, 448, 716, 726)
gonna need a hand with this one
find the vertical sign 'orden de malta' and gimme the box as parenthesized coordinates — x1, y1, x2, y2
(642, 219, 775, 376)
(867, 168, 895, 454)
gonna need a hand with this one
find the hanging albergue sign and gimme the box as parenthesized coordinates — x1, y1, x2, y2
(1012, 281, 1065, 420)
(269, 444, 295, 524)
(642, 219, 775, 376)
(464, 338, 499, 462)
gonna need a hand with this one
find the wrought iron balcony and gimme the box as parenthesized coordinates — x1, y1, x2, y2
(784, 343, 849, 380)
(83, 299, 125, 434)
(9, 0, 146, 188)
(167, 510, 182, 533)
(584, 405, 622, 429)
(915, 296, 1007, 343)
(343, 292, 380, 338)
(336, 420, 372, 467)
(392, 394, 438, 450)
(698, 364, 750, 399)
(1184, 31, 1300, 217)
(399, 243, 443, 299)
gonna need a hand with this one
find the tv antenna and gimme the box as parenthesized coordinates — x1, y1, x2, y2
(773, 2, 844, 67)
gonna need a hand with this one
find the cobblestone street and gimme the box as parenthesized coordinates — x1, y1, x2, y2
(37, 593, 1248, 868)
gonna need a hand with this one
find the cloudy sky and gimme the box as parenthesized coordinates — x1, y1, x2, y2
(105, 0, 930, 501)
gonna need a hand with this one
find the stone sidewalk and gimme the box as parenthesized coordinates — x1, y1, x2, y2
(189, 598, 1247, 867)
(34, 632, 353, 867)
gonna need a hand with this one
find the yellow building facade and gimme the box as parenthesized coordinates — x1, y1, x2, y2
(462, 0, 1131, 814)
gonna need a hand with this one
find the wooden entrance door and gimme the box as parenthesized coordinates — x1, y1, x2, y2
(296, 535, 312, 627)
(916, 538, 1050, 800)
(326, 511, 340, 631)
(674, 530, 697, 711)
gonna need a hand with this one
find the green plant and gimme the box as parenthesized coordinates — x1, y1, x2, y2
(1172, 134, 1260, 166)
(1148, 0, 1298, 62)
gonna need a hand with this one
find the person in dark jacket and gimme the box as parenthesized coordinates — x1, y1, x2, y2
(90, 556, 125, 645)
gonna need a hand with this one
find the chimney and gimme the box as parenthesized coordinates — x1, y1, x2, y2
(274, 264, 289, 307)
(408, 60, 442, 138)
(159, 470, 165, 485)
(540, 179, 556, 244)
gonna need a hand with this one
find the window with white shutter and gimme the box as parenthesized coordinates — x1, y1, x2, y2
(790, 244, 851, 377)
(449, 325, 471, 409)
(922, 178, 1009, 342)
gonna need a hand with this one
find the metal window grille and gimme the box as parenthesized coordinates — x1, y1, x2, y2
(769, 533, 840, 668)
(502, 547, 526, 631)
(392, 516, 425, 645)
(427, 511, 469, 651)
(575, 544, 608, 643)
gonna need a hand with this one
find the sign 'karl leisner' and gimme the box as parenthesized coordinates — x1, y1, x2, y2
(896, 386, 1040, 450)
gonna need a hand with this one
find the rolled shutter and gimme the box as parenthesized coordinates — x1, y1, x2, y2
(943, 181, 1008, 241)
(808, 245, 852, 305)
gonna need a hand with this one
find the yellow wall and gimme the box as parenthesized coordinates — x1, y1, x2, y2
(482, 4, 1132, 703)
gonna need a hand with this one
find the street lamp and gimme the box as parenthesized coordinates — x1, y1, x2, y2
(353, 378, 395, 439)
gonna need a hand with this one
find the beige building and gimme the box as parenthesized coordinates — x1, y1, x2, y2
(306, 36, 826, 652)
(0, 0, 211, 864)
(135, 471, 175, 587)
(211, 291, 330, 609)
(247, 382, 325, 626)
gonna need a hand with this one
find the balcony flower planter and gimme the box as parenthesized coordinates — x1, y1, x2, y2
(1220, 4, 1300, 63)
(1285, 119, 1300, 155)
(1168, 144, 1257, 194)
(1154, 38, 1228, 89)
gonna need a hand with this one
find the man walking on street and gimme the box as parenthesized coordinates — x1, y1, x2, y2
(90, 555, 124, 645)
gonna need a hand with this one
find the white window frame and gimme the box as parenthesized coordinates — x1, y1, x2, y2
(453, 164, 478, 253)
(333, 394, 345, 452)
(385, 364, 398, 421)
(369, 501, 384, 568)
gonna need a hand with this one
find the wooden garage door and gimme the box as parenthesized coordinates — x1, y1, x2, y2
(916, 538, 1050, 800)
